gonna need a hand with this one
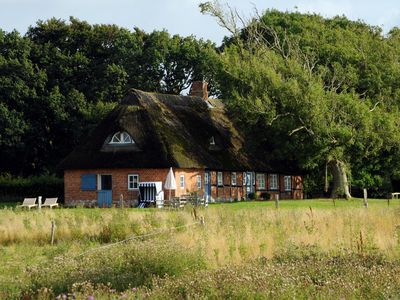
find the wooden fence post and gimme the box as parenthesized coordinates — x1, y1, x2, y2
(199, 216, 205, 226)
(120, 193, 124, 208)
(50, 220, 55, 245)
(363, 189, 368, 208)
(275, 194, 279, 209)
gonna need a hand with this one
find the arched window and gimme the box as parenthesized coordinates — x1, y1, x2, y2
(109, 131, 134, 145)
(209, 136, 215, 146)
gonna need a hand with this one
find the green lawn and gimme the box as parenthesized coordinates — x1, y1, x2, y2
(210, 198, 397, 209)
(1, 197, 397, 210)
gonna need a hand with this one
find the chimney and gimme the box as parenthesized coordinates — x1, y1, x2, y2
(189, 81, 208, 100)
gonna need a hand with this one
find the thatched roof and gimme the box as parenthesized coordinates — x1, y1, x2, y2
(59, 89, 272, 171)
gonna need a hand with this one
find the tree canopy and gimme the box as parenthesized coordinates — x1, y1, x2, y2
(0, 18, 216, 175)
(201, 3, 400, 197)
(1, 10, 400, 197)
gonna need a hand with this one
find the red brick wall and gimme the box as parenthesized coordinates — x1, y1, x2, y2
(64, 168, 205, 205)
(64, 168, 303, 206)
(174, 169, 205, 198)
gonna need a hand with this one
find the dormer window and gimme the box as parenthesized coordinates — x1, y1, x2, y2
(109, 131, 134, 145)
(209, 136, 215, 146)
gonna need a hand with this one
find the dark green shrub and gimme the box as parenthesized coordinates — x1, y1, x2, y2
(260, 192, 270, 200)
(247, 193, 255, 200)
(0, 174, 63, 202)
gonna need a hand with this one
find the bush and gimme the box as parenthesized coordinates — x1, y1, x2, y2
(0, 174, 63, 202)
(259, 192, 270, 200)
(247, 193, 255, 200)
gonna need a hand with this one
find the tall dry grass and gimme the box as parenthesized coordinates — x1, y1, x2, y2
(1, 203, 400, 298)
(0, 204, 399, 263)
(173, 205, 400, 266)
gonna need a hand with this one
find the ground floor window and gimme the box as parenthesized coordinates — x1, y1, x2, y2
(197, 175, 202, 190)
(284, 176, 292, 191)
(217, 172, 223, 186)
(257, 173, 265, 189)
(270, 174, 278, 190)
(180, 174, 185, 189)
(128, 174, 139, 190)
(231, 172, 237, 185)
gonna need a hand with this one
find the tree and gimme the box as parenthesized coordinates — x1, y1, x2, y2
(200, 1, 400, 198)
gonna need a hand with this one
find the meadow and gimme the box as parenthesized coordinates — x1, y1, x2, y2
(0, 199, 400, 299)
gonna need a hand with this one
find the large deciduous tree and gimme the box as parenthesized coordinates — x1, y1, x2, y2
(201, 1, 400, 198)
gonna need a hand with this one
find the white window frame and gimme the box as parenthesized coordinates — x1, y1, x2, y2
(257, 174, 265, 189)
(284, 176, 292, 191)
(217, 172, 223, 186)
(210, 136, 215, 146)
(128, 174, 139, 190)
(270, 174, 278, 190)
(197, 175, 202, 190)
(109, 131, 134, 145)
(180, 174, 185, 189)
(243, 172, 246, 185)
(231, 172, 237, 186)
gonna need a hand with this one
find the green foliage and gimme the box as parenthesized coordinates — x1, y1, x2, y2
(0, 174, 63, 202)
(0, 18, 216, 176)
(205, 6, 400, 196)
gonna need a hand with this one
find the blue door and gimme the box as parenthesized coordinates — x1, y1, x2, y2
(98, 175, 112, 207)
(98, 190, 112, 207)
(204, 171, 211, 202)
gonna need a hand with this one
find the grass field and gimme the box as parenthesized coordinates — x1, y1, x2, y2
(1, 199, 400, 299)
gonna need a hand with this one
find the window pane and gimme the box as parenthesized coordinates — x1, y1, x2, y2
(270, 174, 277, 189)
(128, 174, 139, 190)
(110, 131, 134, 144)
(217, 172, 223, 185)
(257, 174, 265, 189)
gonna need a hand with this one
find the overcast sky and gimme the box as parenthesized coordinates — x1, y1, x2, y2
(1, 0, 399, 44)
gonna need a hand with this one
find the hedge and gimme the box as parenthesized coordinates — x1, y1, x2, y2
(0, 174, 64, 203)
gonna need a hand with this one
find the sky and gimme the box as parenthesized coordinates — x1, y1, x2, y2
(1, 0, 400, 44)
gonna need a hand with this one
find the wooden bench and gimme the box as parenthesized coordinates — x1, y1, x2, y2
(42, 197, 59, 208)
(19, 198, 37, 210)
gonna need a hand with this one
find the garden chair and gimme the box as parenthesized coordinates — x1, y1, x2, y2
(19, 198, 37, 210)
(42, 197, 59, 208)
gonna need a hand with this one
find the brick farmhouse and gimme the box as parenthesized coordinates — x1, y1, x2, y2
(59, 82, 303, 207)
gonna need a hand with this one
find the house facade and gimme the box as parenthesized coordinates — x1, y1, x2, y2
(60, 82, 303, 207)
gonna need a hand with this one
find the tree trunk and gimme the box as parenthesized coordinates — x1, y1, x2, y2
(328, 159, 351, 199)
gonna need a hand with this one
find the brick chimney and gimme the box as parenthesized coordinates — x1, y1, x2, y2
(189, 81, 208, 100)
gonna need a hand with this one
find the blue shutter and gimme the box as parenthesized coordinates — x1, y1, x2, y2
(81, 174, 97, 191)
